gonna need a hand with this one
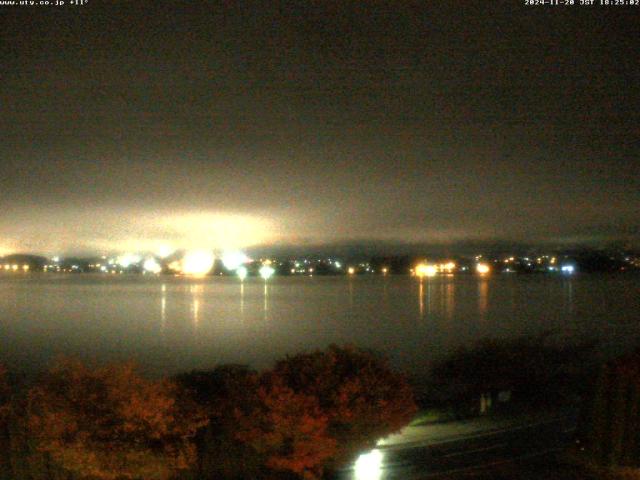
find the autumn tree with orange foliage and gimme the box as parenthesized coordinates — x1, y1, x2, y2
(270, 345, 417, 466)
(26, 359, 208, 480)
(179, 347, 415, 479)
(235, 372, 337, 480)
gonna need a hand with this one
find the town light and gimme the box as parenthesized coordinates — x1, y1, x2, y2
(168, 260, 182, 273)
(476, 263, 490, 274)
(143, 258, 162, 274)
(237, 266, 248, 280)
(118, 254, 141, 268)
(442, 262, 456, 272)
(259, 265, 275, 280)
(416, 263, 437, 277)
(348, 267, 356, 275)
(182, 250, 215, 276)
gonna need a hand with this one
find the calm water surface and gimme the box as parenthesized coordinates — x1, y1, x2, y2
(1, 273, 639, 376)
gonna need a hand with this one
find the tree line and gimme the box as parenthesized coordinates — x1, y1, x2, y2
(0, 346, 416, 480)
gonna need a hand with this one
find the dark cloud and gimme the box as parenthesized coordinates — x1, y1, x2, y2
(0, 2, 638, 255)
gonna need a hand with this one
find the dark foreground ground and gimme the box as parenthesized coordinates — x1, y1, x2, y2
(335, 405, 639, 480)
(440, 453, 637, 480)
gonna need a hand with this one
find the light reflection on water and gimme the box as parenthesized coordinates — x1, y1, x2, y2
(263, 282, 269, 320)
(160, 284, 167, 333)
(190, 285, 202, 330)
(478, 278, 489, 322)
(448, 281, 455, 319)
(0, 273, 639, 376)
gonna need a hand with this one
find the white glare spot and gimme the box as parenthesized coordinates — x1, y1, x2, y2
(259, 265, 275, 280)
(222, 251, 249, 271)
(354, 449, 383, 480)
(182, 251, 215, 276)
(118, 254, 141, 268)
(143, 258, 162, 274)
(237, 266, 248, 280)
(157, 245, 174, 258)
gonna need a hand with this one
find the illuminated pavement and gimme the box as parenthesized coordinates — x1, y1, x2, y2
(337, 409, 578, 479)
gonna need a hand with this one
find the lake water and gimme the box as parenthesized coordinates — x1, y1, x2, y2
(1, 273, 639, 376)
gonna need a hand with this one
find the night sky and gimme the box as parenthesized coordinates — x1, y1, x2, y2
(1, 1, 639, 256)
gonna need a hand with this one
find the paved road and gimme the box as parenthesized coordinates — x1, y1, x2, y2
(336, 412, 578, 479)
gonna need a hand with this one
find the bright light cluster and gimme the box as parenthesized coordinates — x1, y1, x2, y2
(414, 261, 457, 278)
(143, 258, 162, 274)
(441, 262, 456, 273)
(117, 254, 141, 268)
(181, 250, 215, 276)
(415, 263, 437, 278)
(476, 263, 490, 274)
(2, 264, 29, 272)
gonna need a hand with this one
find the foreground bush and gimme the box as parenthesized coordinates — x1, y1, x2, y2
(0, 364, 9, 427)
(584, 348, 640, 468)
(0, 364, 11, 477)
(25, 359, 208, 480)
(176, 366, 266, 479)
(427, 334, 595, 411)
(0, 346, 416, 480)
